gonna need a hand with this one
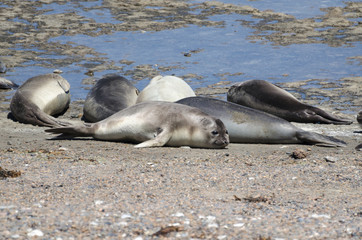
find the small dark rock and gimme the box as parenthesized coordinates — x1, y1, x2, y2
(0, 167, 22, 179)
(290, 149, 308, 159)
(355, 143, 362, 151)
(152, 226, 183, 236)
(325, 156, 338, 163)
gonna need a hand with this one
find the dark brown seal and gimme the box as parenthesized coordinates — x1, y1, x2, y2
(227, 80, 352, 125)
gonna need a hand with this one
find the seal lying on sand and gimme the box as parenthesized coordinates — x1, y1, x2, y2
(177, 97, 346, 147)
(0, 77, 18, 89)
(136, 75, 195, 103)
(46, 101, 229, 149)
(83, 75, 139, 122)
(227, 80, 352, 125)
(10, 73, 70, 127)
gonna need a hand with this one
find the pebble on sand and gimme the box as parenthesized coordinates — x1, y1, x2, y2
(27, 229, 44, 237)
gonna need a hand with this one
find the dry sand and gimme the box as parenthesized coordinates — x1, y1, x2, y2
(0, 86, 361, 239)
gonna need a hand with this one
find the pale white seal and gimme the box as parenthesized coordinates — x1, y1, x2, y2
(136, 75, 195, 103)
(46, 101, 229, 148)
(10, 73, 70, 127)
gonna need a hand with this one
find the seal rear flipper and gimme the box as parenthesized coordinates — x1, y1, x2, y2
(296, 131, 346, 147)
(307, 107, 353, 125)
(45, 124, 94, 138)
(32, 108, 71, 127)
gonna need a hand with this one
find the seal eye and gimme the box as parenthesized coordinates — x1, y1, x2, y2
(211, 130, 219, 135)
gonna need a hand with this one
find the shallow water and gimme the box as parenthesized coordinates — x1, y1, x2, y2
(0, 0, 361, 101)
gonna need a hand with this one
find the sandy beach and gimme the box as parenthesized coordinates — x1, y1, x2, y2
(0, 0, 361, 239)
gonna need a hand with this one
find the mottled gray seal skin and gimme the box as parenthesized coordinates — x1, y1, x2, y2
(83, 75, 139, 122)
(136, 75, 195, 103)
(0, 77, 18, 89)
(46, 101, 229, 149)
(177, 97, 346, 147)
(227, 80, 352, 125)
(10, 73, 70, 127)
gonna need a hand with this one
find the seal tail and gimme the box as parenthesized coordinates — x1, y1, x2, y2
(45, 123, 94, 138)
(296, 131, 346, 147)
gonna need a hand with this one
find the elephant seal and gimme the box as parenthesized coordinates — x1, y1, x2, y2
(0, 77, 18, 89)
(177, 97, 346, 147)
(136, 75, 195, 103)
(10, 73, 70, 127)
(46, 101, 229, 149)
(227, 80, 352, 125)
(83, 75, 139, 122)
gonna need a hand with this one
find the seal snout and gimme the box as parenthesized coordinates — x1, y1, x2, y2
(214, 137, 229, 148)
(214, 132, 230, 148)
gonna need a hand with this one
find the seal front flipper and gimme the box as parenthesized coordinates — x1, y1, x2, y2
(134, 128, 171, 148)
(296, 131, 346, 147)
